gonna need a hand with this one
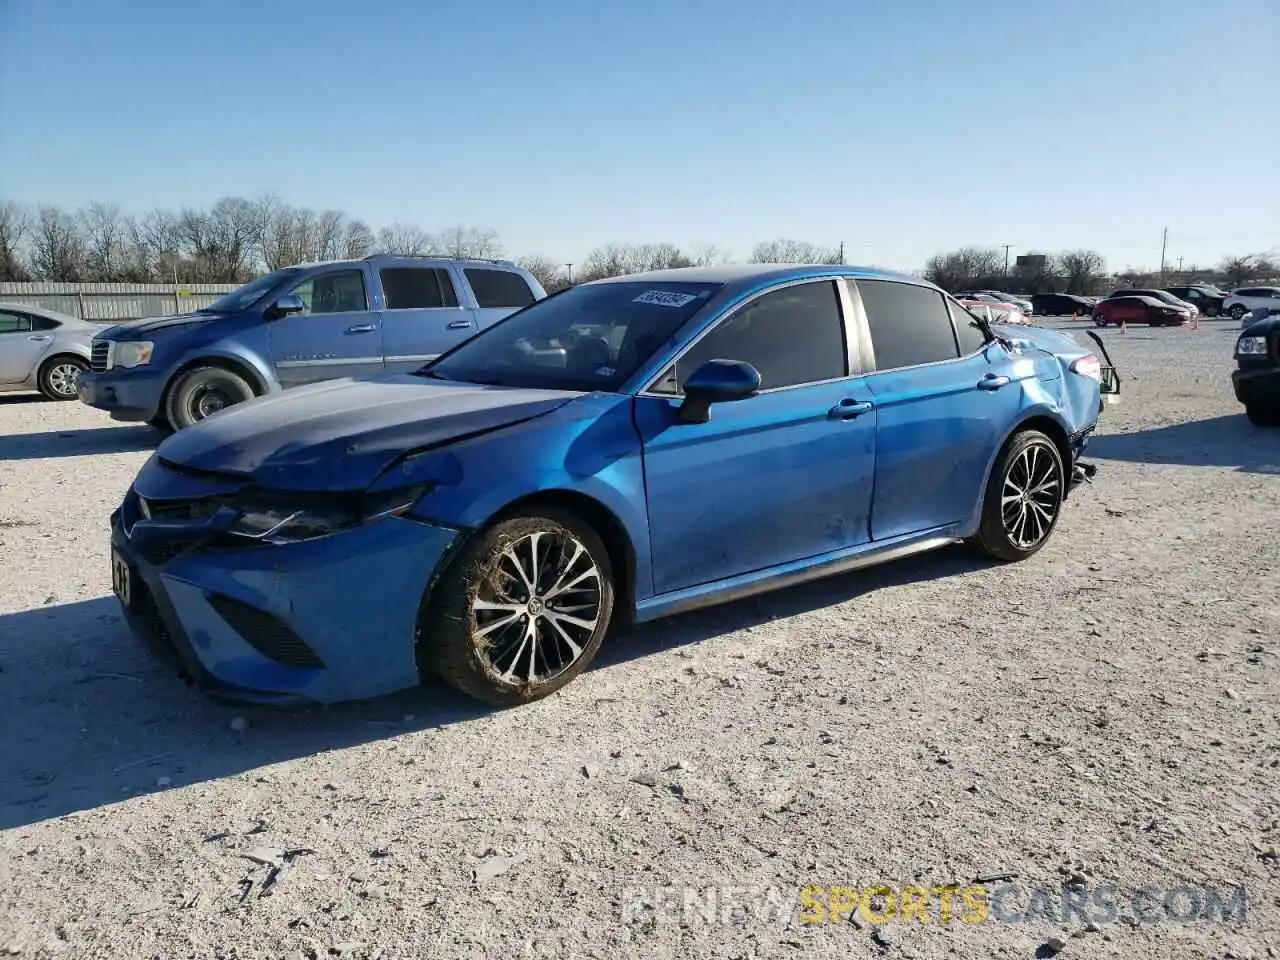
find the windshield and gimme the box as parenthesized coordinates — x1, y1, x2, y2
(205, 268, 300, 313)
(421, 280, 724, 391)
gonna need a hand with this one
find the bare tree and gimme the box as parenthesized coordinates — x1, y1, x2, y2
(431, 225, 503, 259)
(688, 243, 726, 266)
(922, 247, 1005, 291)
(80, 201, 127, 281)
(0, 201, 32, 281)
(135, 208, 183, 282)
(1218, 253, 1277, 287)
(1058, 249, 1106, 295)
(750, 238, 840, 264)
(29, 205, 86, 280)
(376, 222, 433, 256)
(517, 255, 569, 293)
(342, 219, 374, 259)
(576, 242, 696, 281)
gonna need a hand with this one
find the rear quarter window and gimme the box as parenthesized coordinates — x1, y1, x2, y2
(465, 268, 536, 309)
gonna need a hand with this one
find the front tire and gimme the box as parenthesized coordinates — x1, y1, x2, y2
(421, 508, 615, 706)
(165, 366, 256, 430)
(969, 430, 1066, 562)
(1245, 404, 1280, 427)
(37, 355, 88, 401)
(1229, 304, 1248, 321)
(1093, 314, 1107, 327)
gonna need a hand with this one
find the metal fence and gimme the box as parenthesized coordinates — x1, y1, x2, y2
(0, 282, 240, 323)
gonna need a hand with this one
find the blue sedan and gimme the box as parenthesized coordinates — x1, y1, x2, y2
(109, 265, 1109, 706)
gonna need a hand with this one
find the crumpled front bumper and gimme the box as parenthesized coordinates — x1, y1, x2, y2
(109, 504, 461, 704)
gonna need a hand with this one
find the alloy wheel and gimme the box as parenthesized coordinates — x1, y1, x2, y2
(1000, 440, 1063, 550)
(47, 362, 82, 398)
(471, 531, 603, 686)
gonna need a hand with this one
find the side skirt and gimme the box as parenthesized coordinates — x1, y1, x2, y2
(634, 529, 962, 623)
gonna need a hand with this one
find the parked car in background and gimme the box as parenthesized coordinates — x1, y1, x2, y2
(958, 299, 1032, 325)
(1093, 295, 1191, 327)
(1232, 310, 1280, 426)
(76, 255, 546, 430)
(1239, 305, 1280, 329)
(1164, 285, 1228, 317)
(1223, 286, 1280, 321)
(0, 302, 96, 401)
(1109, 288, 1199, 316)
(106, 264, 1111, 707)
(957, 290, 1034, 313)
(1031, 293, 1097, 316)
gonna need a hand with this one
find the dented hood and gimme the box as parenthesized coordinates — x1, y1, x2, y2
(155, 375, 581, 490)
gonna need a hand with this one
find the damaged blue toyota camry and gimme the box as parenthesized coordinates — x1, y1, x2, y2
(109, 265, 1114, 706)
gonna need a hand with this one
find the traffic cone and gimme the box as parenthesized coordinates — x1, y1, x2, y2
(1191, 312, 1200, 330)
(1121, 320, 1127, 335)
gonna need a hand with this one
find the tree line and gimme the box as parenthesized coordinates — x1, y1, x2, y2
(1, 197, 1272, 296)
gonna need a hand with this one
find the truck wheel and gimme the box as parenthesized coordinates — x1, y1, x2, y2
(968, 429, 1065, 563)
(165, 366, 256, 430)
(1245, 404, 1280, 427)
(420, 507, 615, 707)
(37, 355, 88, 400)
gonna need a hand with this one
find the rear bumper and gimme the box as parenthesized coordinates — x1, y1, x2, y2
(77, 368, 169, 421)
(109, 506, 461, 704)
(1232, 367, 1280, 407)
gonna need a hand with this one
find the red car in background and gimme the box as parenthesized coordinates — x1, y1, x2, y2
(1093, 295, 1191, 327)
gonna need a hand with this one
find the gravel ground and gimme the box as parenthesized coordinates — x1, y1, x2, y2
(1, 318, 1277, 959)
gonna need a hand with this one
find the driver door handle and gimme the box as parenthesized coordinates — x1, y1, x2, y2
(345, 323, 377, 334)
(447, 319, 473, 329)
(28, 335, 52, 342)
(978, 373, 1011, 390)
(828, 398, 874, 420)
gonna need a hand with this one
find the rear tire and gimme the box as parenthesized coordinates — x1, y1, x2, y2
(968, 430, 1066, 563)
(1245, 404, 1280, 427)
(1229, 304, 1248, 321)
(37, 355, 88, 401)
(420, 507, 616, 707)
(164, 366, 256, 430)
(1093, 314, 1106, 327)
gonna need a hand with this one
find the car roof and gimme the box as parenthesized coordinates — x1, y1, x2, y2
(0, 301, 93, 327)
(284, 254, 524, 271)
(585, 263, 936, 294)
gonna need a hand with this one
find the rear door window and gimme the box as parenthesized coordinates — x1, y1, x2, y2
(0, 311, 33, 333)
(380, 267, 460, 309)
(857, 280, 960, 370)
(465, 268, 536, 308)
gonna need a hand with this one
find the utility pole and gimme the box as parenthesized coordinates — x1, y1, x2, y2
(565, 263, 573, 285)
(1158, 227, 1168, 280)
(838, 240, 845, 264)
(1176, 256, 1184, 275)
(1002, 244, 1013, 276)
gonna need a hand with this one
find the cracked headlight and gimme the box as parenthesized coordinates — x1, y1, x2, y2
(114, 341, 154, 368)
(1236, 336, 1268, 356)
(226, 484, 432, 543)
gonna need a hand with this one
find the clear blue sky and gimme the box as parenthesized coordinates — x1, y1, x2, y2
(2, 0, 1277, 272)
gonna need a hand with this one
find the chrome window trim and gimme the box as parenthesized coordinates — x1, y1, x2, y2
(635, 275, 858, 399)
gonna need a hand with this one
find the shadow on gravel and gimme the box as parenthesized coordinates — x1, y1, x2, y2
(0, 545, 989, 829)
(0, 394, 47, 405)
(0, 425, 159, 461)
(1086, 414, 1279, 475)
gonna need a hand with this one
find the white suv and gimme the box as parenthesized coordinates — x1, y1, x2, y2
(1224, 286, 1280, 322)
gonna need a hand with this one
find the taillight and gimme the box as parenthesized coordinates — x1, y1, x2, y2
(1071, 354, 1102, 381)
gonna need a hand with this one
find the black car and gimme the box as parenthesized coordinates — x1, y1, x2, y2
(1232, 308, 1280, 426)
(1165, 285, 1228, 317)
(1031, 293, 1096, 316)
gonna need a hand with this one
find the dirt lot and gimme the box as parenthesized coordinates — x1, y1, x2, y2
(1, 318, 1277, 959)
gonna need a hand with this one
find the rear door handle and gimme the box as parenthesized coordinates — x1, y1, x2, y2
(978, 374, 1011, 390)
(828, 399, 874, 420)
(345, 323, 377, 334)
(28, 335, 52, 342)
(447, 319, 474, 330)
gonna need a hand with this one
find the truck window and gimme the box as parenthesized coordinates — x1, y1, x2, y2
(380, 268, 459, 309)
(289, 270, 368, 315)
(464, 268, 536, 308)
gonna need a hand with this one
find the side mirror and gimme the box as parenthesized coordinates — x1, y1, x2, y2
(677, 359, 761, 424)
(266, 293, 305, 319)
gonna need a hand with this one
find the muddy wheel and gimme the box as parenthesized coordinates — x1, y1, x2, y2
(968, 430, 1065, 562)
(421, 508, 615, 706)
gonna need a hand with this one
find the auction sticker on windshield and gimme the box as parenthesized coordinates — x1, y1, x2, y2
(634, 290, 699, 308)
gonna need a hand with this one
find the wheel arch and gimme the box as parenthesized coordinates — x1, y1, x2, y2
(971, 410, 1074, 530)
(36, 351, 90, 392)
(160, 353, 273, 411)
